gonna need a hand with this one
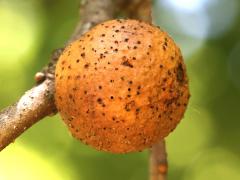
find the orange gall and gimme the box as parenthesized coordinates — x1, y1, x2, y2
(55, 19, 190, 153)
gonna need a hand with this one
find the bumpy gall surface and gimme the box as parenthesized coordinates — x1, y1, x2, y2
(55, 19, 190, 153)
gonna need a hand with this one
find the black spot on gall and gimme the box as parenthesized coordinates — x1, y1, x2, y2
(97, 98, 103, 104)
(177, 63, 184, 83)
(121, 60, 133, 68)
(84, 63, 90, 68)
(81, 53, 85, 58)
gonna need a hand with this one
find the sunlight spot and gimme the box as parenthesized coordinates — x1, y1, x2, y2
(166, 0, 208, 12)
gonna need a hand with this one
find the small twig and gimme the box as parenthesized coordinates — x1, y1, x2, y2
(0, 0, 114, 151)
(150, 141, 168, 180)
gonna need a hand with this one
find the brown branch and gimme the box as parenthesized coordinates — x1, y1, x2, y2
(150, 141, 168, 180)
(0, 79, 55, 150)
(115, 0, 152, 22)
(0, 0, 114, 151)
(69, 0, 114, 43)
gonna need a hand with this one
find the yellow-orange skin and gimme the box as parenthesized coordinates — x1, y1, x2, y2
(55, 19, 190, 153)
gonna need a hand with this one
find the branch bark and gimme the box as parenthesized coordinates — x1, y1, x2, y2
(150, 140, 168, 180)
(0, 0, 114, 151)
(0, 79, 55, 150)
(69, 0, 114, 43)
(115, 0, 152, 22)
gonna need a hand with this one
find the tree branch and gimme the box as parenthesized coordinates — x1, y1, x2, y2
(69, 0, 114, 43)
(115, 0, 152, 22)
(0, 0, 114, 151)
(0, 79, 55, 150)
(150, 141, 168, 180)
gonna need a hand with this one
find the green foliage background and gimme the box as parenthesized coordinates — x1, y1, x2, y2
(0, 0, 240, 179)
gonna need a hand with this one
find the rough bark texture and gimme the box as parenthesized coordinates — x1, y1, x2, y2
(0, 79, 55, 150)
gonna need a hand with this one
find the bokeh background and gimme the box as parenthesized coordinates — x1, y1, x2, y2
(0, 0, 240, 179)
